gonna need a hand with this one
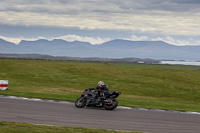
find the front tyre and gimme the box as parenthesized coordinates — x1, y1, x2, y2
(75, 97, 86, 108)
(104, 98, 118, 110)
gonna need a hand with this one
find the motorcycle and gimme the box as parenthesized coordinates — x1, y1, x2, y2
(75, 88, 121, 110)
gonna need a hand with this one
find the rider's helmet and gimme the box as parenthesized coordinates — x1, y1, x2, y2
(98, 81, 104, 87)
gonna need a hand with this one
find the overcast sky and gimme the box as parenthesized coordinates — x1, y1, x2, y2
(0, 0, 200, 45)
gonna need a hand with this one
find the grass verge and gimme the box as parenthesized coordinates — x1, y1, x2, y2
(0, 122, 141, 133)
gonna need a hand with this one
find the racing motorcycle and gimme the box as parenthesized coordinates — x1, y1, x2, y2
(75, 88, 121, 110)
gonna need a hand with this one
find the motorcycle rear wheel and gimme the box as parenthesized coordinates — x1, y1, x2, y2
(75, 97, 86, 108)
(104, 98, 118, 110)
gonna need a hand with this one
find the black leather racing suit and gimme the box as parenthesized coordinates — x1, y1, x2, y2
(87, 85, 109, 105)
(95, 85, 109, 96)
(88, 85, 109, 95)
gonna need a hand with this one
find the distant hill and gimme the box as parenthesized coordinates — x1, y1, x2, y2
(0, 38, 18, 52)
(0, 38, 200, 61)
(0, 54, 160, 64)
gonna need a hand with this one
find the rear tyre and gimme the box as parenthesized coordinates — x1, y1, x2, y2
(75, 97, 86, 108)
(104, 98, 118, 110)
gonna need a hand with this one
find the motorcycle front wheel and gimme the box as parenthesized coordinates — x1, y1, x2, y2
(104, 98, 118, 110)
(75, 97, 86, 108)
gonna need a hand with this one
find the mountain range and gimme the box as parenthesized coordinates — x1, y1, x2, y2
(0, 38, 200, 61)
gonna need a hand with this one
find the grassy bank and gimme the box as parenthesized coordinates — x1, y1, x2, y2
(0, 59, 200, 112)
(0, 122, 140, 133)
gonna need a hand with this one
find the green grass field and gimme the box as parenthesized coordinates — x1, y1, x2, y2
(0, 59, 200, 112)
(0, 122, 140, 133)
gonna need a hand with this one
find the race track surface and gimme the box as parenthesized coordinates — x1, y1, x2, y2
(0, 96, 200, 133)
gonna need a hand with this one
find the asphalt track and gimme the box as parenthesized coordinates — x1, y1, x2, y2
(0, 96, 200, 133)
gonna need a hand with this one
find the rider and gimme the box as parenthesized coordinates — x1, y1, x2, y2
(88, 81, 109, 97)
(87, 81, 109, 105)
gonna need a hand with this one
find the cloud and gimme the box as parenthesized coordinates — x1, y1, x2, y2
(125, 34, 200, 46)
(0, 35, 46, 44)
(54, 34, 111, 45)
(1, 34, 200, 46)
(124, 35, 149, 41)
(0, 34, 111, 45)
(151, 36, 200, 46)
(0, 0, 200, 36)
(171, 0, 200, 4)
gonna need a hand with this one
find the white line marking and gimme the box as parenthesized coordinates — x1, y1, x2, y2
(118, 106, 132, 109)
